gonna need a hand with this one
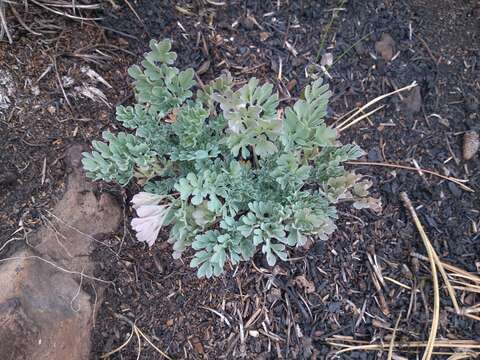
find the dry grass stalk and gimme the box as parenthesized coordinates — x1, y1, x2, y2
(0, 0, 12, 43)
(451, 272, 480, 284)
(450, 279, 480, 290)
(332, 106, 358, 126)
(411, 252, 480, 320)
(428, 256, 460, 314)
(384, 276, 413, 290)
(463, 304, 480, 314)
(9, 2, 42, 36)
(29, 0, 101, 21)
(400, 192, 440, 360)
(453, 286, 480, 295)
(100, 323, 135, 358)
(346, 161, 474, 192)
(337, 105, 385, 132)
(1, 0, 102, 44)
(327, 84, 477, 360)
(336, 81, 417, 132)
(0, 255, 112, 284)
(367, 251, 390, 315)
(123, 0, 143, 25)
(104, 314, 173, 360)
(327, 337, 480, 355)
(413, 253, 480, 285)
(461, 312, 480, 322)
(451, 283, 480, 294)
(387, 312, 403, 360)
(447, 353, 479, 360)
(135, 326, 172, 360)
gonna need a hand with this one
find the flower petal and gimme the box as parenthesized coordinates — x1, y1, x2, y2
(131, 203, 171, 247)
(136, 204, 167, 218)
(131, 192, 165, 210)
(132, 216, 161, 246)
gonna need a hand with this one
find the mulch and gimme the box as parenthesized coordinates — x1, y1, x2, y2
(1, 0, 479, 359)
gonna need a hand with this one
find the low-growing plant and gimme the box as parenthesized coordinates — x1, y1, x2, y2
(82, 39, 380, 278)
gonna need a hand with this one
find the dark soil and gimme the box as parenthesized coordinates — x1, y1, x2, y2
(2, 0, 479, 359)
(0, 16, 136, 257)
(0, 17, 127, 243)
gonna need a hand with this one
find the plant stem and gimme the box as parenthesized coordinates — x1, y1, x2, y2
(316, 0, 347, 61)
(330, 31, 373, 68)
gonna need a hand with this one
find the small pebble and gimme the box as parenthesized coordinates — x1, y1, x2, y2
(320, 53, 333, 67)
(328, 301, 341, 313)
(241, 16, 255, 30)
(354, 42, 367, 56)
(464, 95, 479, 113)
(196, 60, 210, 75)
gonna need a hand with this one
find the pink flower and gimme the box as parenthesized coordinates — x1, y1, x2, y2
(131, 192, 165, 209)
(131, 204, 171, 247)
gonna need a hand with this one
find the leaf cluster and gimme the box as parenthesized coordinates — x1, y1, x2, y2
(83, 39, 379, 278)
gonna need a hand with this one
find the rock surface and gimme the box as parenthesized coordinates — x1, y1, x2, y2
(0, 144, 121, 360)
(0, 249, 92, 360)
(32, 145, 121, 274)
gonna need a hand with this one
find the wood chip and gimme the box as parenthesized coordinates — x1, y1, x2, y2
(375, 33, 396, 62)
(463, 130, 479, 160)
(294, 275, 315, 294)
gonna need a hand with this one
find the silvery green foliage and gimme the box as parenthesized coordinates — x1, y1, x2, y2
(83, 39, 380, 278)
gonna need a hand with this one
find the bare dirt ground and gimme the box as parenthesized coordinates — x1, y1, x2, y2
(1, 1, 479, 359)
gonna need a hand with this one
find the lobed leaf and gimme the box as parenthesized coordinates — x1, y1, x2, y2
(83, 38, 379, 278)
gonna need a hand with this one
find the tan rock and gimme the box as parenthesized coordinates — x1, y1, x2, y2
(0, 249, 92, 360)
(31, 144, 121, 274)
(0, 144, 122, 360)
(0, 296, 39, 360)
